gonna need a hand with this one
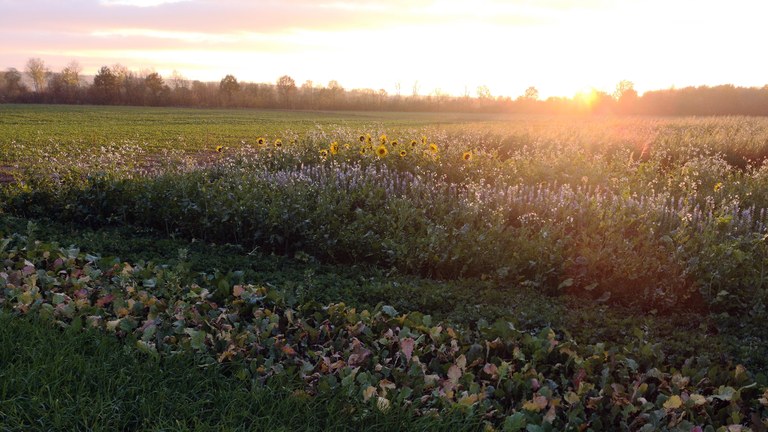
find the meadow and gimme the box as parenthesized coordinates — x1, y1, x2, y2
(1, 104, 768, 431)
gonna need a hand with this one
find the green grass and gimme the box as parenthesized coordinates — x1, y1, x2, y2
(0, 104, 501, 163)
(0, 312, 483, 432)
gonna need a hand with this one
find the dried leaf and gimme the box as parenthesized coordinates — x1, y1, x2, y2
(363, 385, 376, 402)
(447, 365, 462, 385)
(523, 395, 548, 412)
(400, 337, 414, 362)
(663, 395, 682, 409)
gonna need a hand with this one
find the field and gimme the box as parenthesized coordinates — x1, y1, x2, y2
(2, 104, 768, 431)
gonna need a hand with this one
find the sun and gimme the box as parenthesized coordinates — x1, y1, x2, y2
(574, 87, 600, 107)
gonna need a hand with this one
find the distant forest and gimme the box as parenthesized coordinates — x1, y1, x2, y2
(3, 58, 768, 115)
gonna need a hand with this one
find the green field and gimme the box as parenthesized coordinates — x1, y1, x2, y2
(2, 105, 768, 431)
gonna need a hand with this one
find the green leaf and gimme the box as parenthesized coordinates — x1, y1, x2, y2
(184, 328, 207, 350)
(381, 305, 398, 317)
(503, 412, 526, 431)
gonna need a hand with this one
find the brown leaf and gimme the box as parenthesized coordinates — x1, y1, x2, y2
(400, 337, 415, 362)
(447, 365, 462, 385)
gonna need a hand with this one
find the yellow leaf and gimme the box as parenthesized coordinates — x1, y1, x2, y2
(523, 395, 548, 412)
(456, 354, 467, 371)
(458, 393, 478, 406)
(376, 397, 391, 413)
(690, 393, 707, 406)
(564, 391, 580, 405)
(363, 386, 376, 402)
(663, 395, 682, 410)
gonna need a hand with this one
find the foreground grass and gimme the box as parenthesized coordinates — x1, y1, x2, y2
(0, 313, 481, 432)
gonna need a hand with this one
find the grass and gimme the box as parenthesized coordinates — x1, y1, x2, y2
(0, 312, 483, 431)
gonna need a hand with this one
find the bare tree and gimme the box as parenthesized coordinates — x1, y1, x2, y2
(61, 61, 82, 87)
(145, 72, 166, 104)
(276, 75, 297, 108)
(613, 80, 636, 100)
(476, 85, 492, 100)
(25, 58, 49, 93)
(219, 74, 240, 105)
(522, 86, 539, 101)
(170, 70, 188, 90)
(1, 68, 27, 100)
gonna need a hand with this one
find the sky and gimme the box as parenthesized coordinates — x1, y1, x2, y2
(1, 0, 767, 99)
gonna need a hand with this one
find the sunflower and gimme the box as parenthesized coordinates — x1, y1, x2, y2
(462, 151, 472, 161)
(399, 150, 407, 157)
(421, 136, 428, 145)
(366, 134, 372, 145)
(360, 147, 367, 155)
(319, 149, 329, 158)
(410, 140, 418, 147)
(343, 143, 351, 150)
(215, 145, 223, 153)
(379, 134, 388, 145)
(359, 135, 366, 143)
(330, 141, 339, 155)
(257, 137, 266, 146)
(274, 139, 283, 148)
(429, 143, 438, 153)
(376, 145, 388, 157)
(391, 140, 398, 147)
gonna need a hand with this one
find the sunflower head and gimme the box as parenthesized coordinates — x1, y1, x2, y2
(366, 134, 372, 145)
(319, 149, 329, 158)
(359, 135, 366, 143)
(360, 147, 367, 155)
(343, 143, 351, 150)
(421, 136, 428, 145)
(376, 145, 388, 157)
(429, 143, 438, 153)
(330, 141, 339, 155)
(274, 139, 283, 148)
(379, 134, 388, 145)
(391, 140, 398, 147)
(215, 145, 223, 153)
(399, 150, 407, 157)
(410, 140, 418, 147)
(462, 151, 472, 161)
(257, 137, 266, 146)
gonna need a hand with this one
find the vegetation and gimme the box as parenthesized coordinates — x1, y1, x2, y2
(4, 58, 768, 115)
(2, 105, 768, 430)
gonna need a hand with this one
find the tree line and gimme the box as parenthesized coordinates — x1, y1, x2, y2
(2, 58, 768, 116)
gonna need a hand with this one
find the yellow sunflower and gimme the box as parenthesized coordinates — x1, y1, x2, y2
(462, 151, 472, 161)
(215, 145, 223, 153)
(380, 134, 388, 145)
(391, 140, 398, 147)
(429, 143, 438, 153)
(421, 136, 428, 145)
(330, 141, 339, 155)
(376, 145, 388, 157)
(257, 137, 266, 146)
(399, 150, 407, 157)
(319, 149, 329, 158)
(410, 140, 418, 147)
(360, 147, 367, 155)
(274, 139, 283, 148)
(359, 135, 366, 143)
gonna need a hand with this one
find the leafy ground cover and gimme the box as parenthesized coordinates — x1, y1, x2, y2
(1, 228, 766, 431)
(2, 105, 768, 430)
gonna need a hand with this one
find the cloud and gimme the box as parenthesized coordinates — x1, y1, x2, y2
(99, 0, 189, 7)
